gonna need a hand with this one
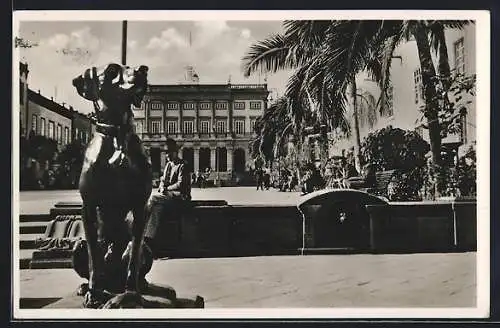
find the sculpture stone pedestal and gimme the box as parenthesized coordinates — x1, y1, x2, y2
(44, 283, 204, 309)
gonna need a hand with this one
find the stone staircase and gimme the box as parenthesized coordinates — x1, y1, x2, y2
(19, 215, 51, 269)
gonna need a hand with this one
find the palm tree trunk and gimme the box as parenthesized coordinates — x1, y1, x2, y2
(348, 76, 362, 172)
(413, 24, 444, 194)
(434, 24, 452, 90)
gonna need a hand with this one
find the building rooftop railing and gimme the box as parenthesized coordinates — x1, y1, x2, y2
(230, 84, 267, 90)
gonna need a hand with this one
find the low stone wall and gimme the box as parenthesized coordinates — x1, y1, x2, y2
(366, 199, 477, 253)
(41, 203, 302, 261)
(31, 197, 477, 268)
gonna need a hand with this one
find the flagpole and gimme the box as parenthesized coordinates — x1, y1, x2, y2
(121, 20, 127, 65)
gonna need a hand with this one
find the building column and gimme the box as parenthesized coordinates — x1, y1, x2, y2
(162, 100, 166, 136)
(144, 100, 149, 135)
(194, 102, 199, 134)
(160, 151, 167, 169)
(227, 147, 233, 172)
(211, 147, 217, 171)
(178, 101, 183, 136)
(228, 101, 233, 135)
(211, 100, 216, 135)
(193, 147, 200, 173)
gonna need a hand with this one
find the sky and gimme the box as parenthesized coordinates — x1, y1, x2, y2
(17, 20, 292, 115)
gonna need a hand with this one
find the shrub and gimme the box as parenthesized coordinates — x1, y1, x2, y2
(422, 145, 476, 199)
(361, 126, 430, 201)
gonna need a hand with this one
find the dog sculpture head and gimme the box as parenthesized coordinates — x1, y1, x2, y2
(72, 63, 148, 124)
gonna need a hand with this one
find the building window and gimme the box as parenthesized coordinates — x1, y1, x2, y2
(150, 119, 162, 134)
(250, 101, 262, 110)
(150, 102, 163, 110)
(183, 120, 194, 134)
(215, 120, 227, 133)
(413, 68, 423, 104)
(167, 102, 179, 110)
(199, 120, 210, 133)
(40, 118, 46, 136)
(166, 120, 178, 135)
(460, 112, 468, 144)
(215, 102, 228, 110)
(183, 102, 195, 110)
(64, 127, 69, 145)
(234, 102, 245, 110)
(200, 102, 211, 110)
(57, 124, 62, 144)
(133, 101, 144, 110)
(48, 121, 55, 140)
(135, 120, 144, 134)
(75, 127, 79, 140)
(250, 118, 257, 133)
(31, 114, 37, 134)
(454, 37, 465, 75)
(233, 119, 245, 135)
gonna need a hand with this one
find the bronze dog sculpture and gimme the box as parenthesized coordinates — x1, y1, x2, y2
(72, 63, 153, 308)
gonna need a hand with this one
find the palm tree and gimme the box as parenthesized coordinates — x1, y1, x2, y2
(243, 20, 471, 188)
(356, 90, 378, 130)
(243, 20, 394, 171)
(250, 96, 291, 166)
(373, 20, 471, 194)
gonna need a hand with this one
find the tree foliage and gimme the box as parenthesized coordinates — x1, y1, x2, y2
(361, 126, 430, 171)
(361, 126, 430, 201)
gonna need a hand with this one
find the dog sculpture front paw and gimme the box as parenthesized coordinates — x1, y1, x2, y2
(101, 291, 144, 309)
(82, 289, 114, 309)
(76, 283, 89, 296)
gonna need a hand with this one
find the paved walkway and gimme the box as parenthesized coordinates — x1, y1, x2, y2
(18, 187, 302, 215)
(19, 252, 476, 308)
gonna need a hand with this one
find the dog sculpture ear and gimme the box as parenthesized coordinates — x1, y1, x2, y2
(72, 67, 100, 101)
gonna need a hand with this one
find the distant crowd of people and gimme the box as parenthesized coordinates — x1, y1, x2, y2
(252, 156, 377, 195)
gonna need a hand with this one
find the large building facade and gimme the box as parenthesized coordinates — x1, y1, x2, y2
(133, 83, 269, 182)
(20, 63, 95, 150)
(330, 24, 476, 161)
(27, 89, 73, 149)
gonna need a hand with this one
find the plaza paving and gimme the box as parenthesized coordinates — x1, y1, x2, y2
(18, 187, 302, 215)
(16, 188, 479, 312)
(19, 252, 476, 308)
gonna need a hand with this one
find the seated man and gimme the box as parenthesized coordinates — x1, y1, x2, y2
(344, 163, 376, 190)
(144, 138, 191, 255)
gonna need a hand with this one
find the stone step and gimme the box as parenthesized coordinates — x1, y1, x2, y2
(20, 221, 48, 235)
(19, 233, 43, 250)
(19, 214, 52, 223)
(30, 258, 73, 270)
(19, 249, 35, 270)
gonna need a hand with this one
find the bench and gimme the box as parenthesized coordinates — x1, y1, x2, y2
(361, 169, 399, 198)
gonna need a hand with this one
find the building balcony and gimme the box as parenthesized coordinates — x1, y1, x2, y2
(139, 132, 166, 140)
(138, 132, 255, 141)
(230, 84, 267, 90)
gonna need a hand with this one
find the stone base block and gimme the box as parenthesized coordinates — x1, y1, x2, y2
(44, 282, 204, 309)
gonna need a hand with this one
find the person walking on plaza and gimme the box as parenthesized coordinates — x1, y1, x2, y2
(144, 138, 191, 255)
(255, 167, 264, 191)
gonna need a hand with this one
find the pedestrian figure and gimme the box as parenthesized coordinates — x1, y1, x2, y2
(263, 168, 271, 190)
(255, 167, 264, 190)
(144, 138, 191, 255)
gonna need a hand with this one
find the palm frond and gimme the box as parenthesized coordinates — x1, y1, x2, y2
(241, 33, 292, 77)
